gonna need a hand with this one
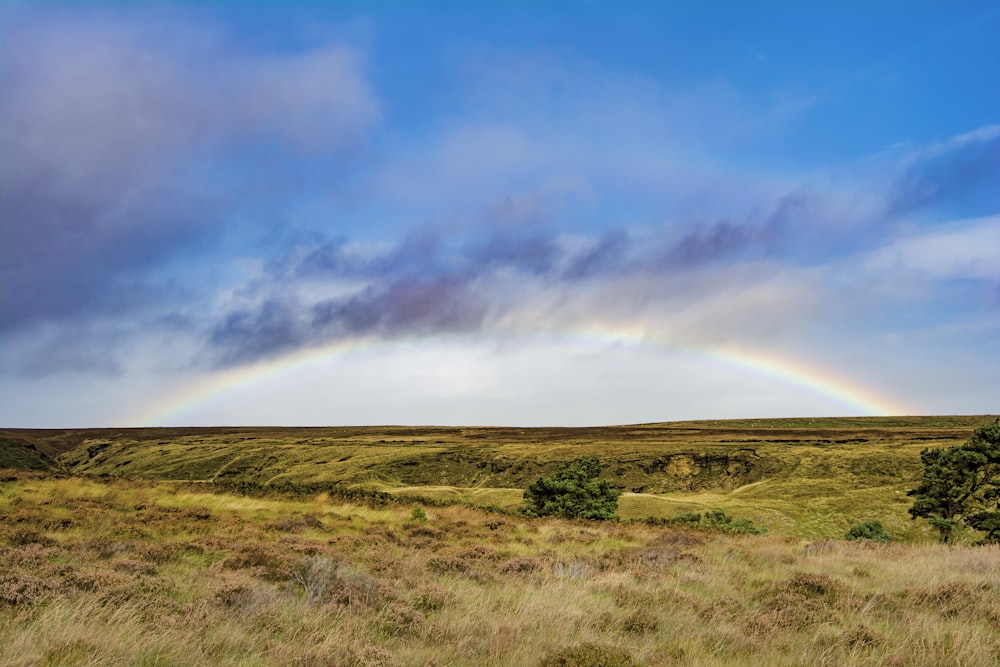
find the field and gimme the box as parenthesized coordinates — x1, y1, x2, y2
(2, 415, 993, 540)
(2, 416, 999, 665)
(2, 471, 1000, 666)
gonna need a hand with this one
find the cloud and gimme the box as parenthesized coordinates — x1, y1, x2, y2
(313, 276, 488, 337)
(661, 219, 771, 268)
(0, 6, 377, 334)
(889, 125, 1000, 217)
(201, 199, 834, 367)
(209, 297, 306, 366)
(863, 214, 1000, 281)
(468, 229, 562, 276)
(202, 145, 1000, 368)
(564, 229, 630, 279)
(5, 7, 995, 400)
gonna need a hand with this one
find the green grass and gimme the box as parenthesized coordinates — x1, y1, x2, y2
(1, 415, 996, 541)
(0, 435, 57, 470)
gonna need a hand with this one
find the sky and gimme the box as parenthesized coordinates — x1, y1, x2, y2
(1, 1, 998, 427)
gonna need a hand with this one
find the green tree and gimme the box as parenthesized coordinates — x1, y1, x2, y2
(907, 422, 1000, 543)
(523, 456, 621, 520)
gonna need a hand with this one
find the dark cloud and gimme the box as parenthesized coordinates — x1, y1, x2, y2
(663, 219, 763, 268)
(378, 229, 456, 278)
(312, 276, 487, 338)
(290, 239, 372, 278)
(207, 277, 485, 367)
(205, 210, 796, 366)
(889, 128, 1000, 217)
(0, 7, 377, 335)
(564, 229, 630, 279)
(209, 298, 305, 366)
(468, 230, 561, 275)
(207, 226, 553, 364)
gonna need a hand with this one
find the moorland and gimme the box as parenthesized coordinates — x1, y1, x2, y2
(1, 416, 999, 665)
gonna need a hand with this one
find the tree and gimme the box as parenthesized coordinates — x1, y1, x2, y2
(523, 456, 621, 520)
(907, 422, 1000, 543)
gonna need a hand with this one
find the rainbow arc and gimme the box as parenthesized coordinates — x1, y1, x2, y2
(129, 329, 909, 426)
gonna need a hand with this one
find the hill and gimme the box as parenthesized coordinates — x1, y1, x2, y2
(1, 415, 995, 540)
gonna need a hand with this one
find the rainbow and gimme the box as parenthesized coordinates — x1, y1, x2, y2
(128, 328, 910, 426)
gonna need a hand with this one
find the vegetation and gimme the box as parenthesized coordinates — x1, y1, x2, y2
(669, 509, 767, 535)
(908, 422, 1000, 543)
(537, 642, 640, 667)
(2, 470, 1000, 666)
(523, 456, 621, 520)
(3, 415, 996, 540)
(844, 520, 892, 543)
(6, 416, 1000, 663)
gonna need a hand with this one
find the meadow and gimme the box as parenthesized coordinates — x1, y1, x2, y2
(2, 471, 1000, 666)
(1, 415, 991, 540)
(2, 416, 999, 665)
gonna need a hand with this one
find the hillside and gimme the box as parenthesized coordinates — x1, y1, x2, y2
(1, 415, 995, 540)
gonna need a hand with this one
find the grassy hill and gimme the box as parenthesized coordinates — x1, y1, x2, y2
(3, 415, 994, 541)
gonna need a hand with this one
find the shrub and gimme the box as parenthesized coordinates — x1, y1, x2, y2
(671, 512, 702, 525)
(845, 520, 891, 543)
(376, 601, 425, 637)
(523, 457, 620, 520)
(266, 514, 324, 532)
(290, 555, 342, 604)
(669, 509, 766, 535)
(0, 574, 55, 606)
(538, 642, 640, 667)
(620, 608, 659, 634)
(499, 557, 542, 576)
(409, 505, 427, 523)
(410, 583, 454, 612)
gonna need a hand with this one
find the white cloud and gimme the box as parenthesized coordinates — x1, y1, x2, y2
(864, 215, 1000, 280)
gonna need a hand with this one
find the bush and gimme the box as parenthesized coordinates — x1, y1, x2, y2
(290, 555, 339, 605)
(537, 642, 640, 667)
(409, 505, 427, 523)
(845, 520, 891, 543)
(671, 512, 702, 525)
(523, 457, 620, 520)
(669, 509, 766, 535)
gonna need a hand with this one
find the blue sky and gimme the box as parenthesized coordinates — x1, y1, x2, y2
(1, 1, 998, 427)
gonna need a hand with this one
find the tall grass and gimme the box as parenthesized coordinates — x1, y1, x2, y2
(2, 471, 999, 665)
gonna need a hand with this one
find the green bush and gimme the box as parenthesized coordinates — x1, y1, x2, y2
(845, 520, 891, 543)
(669, 509, 766, 535)
(523, 457, 620, 520)
(409, 505, 427, 523)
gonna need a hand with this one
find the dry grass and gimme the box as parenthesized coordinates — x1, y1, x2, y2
(2, 471, 1000, 666)
(4, 416, 995, 541)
